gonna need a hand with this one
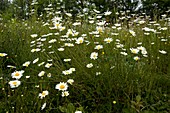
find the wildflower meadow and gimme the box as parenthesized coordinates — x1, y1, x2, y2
(0, 0, 170, 113)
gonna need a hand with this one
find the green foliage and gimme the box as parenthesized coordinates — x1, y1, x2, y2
(1, 0, 170, 20)
(0, 1, 170, 113)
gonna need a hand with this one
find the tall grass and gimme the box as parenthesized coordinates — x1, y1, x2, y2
(0, 9, 170, 113)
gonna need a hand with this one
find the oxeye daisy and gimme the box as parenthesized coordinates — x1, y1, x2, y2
(94, 45, 103, 50)
(130, 48, 139, 54)
(41, 103, 46, 110)
(96, 26, 104, 33)
(33, 58, 39, 64)
(54, 22, 62, 29)
(120, 52, 128, 56)
(69, 68, 76, 72)
(39, 90, 49, 99)
(49, 39, 57, 43)
(86, 63, 93, 68)
(55, 82, 68, 91)
(47, 73, 51, 77)
(75, 37, 84, 44)
(67, 79, 74, 85)
(11, 70, 24, 79)
(31, 48, 41, 53)
(7, 65, 16, 68)
(38, 62, 45, 66)
(129, 30, 136, 36)
(38, 71, 45, 77)
(30, 34, 38, 38)
(104, 38, 113, 43)
(45, 63, 52, 68)
(0, 53, 7, 57)
(90, 52, 98, 60)
(61, 91, 69, 97)
(62, 69, 72, 75)
(58, 48, 65, 51)
(64, 59, 71, 62)
(159, 50, 167, 54)
(9, 80, 21, 88)
(23, 61, 31, 67)
(104, 10, 112, 16)
(75, 111, 82, 113)
(134, 56, 140, 61)
(65, 12, 72, 17)
(96, 21, 106, 26)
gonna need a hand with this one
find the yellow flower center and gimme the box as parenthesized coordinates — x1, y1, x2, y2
(132, 50, 137, 54)
(42, 92, 46, 96)
(60, 85, 65, 89)
(15, 72, 20, 76)
(98, 28, 103, 32)
(79, 40, 83, 43)
(107, 40, 111, 43)
(56, 23, 60, 27)
(93, 55, 96, 57)
(12, 82, 17, 85)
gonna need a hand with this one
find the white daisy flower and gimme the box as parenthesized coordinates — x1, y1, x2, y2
(41, 103, 46, 110)
(61, 91, 69, 97)
(90, 52, 98, 60)
(33, 58, 39, 64)
(159, 50, 167, 54)
(55, 82, 68, 91)
(120, 52, 128, 56)
(69, 68, 76, 72)
(45, 63, 52, 68)
(30, 34, 38, 38)
(75, 111, 82, 113)
(104, 11, 112, 16)
(96, 26, 104, 33)
(129, 30, 136, 36)
(11, 70, 24, 79)
(7, 65, 16, 68)
(9, 80, 21, 88)
(62, 70, 72, 75)
(86, 63, 93, 68)
(94, 45, 103, 50)
(22, 61, 31, 67)
(130, 48, 140, 54)
(0, 53, 7, 57)
(133, 56, 140, 61)
(39, 90, 49, 99)
(104, 38, 113, 43)
(38, 62, 45, 66)
(75, 37, 84, 44)
(64, 59, 71, 62)
(67, 79, 74, 85)
(49, 39, 57, 43)
(31, 48, 41, 53)
(38, 71, 45, 77)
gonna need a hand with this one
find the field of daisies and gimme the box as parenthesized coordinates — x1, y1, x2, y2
(0, 1, 170, 113)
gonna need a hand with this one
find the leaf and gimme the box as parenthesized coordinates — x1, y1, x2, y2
(150, 106, 156, 111)
(59, 106, 66, 113)
(136, 95, 141, 102)
(122, 108, 131, 113)
(67, 103, 75, 113)
(77, 106, 84, 111)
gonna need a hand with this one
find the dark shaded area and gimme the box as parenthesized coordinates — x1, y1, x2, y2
(0, 0, 170, 20)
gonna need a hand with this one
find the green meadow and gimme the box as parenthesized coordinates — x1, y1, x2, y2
(0, 0, 170, 113)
